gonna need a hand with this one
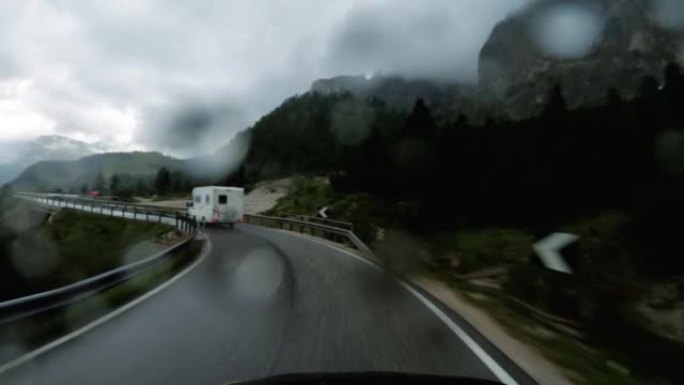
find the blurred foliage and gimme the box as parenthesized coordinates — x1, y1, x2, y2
(431, 229, 534, 274)
(563, 211, 634, 281)
(504, 212, 634, 321)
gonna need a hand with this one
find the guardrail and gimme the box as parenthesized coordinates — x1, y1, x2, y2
(244, 214, 374, 258)
(278, 213, 354, 231)
(17, 192, 187, 213)
(0, 193, 201, 324)
(0, 235, 196, 324)
(16, 192, 198, 234)
(17, 193, 369, 257)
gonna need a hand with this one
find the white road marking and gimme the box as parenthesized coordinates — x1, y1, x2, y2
(0, 233, 212, 375)
(268, 228, 519, 385)
(397, 282, 518, 385)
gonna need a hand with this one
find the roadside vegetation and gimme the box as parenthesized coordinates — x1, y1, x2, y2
(264, 176, 387, 242)
(0, 205, 175, 301)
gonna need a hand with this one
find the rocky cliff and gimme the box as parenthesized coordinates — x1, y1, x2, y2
(479, 0, 683, 117)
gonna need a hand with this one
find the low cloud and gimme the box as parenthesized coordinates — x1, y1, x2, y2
(0, 0, 529, 158)
(140, 96, 251, 158)
(324, 0, 528, 82)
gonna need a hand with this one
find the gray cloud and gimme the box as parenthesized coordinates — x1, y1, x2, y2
(324, 0, 528, 82)
(529, 2, 604, 60)
(0, 0, 529, 158)
(654, 0, 684, 32)
(141, 96, 251, 158)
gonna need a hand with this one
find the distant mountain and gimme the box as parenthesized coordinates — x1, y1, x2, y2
(310, 74, 473, 111)
(478, 0, 682, 118)
(10, 152, 182, 191)
(0, 135, 111, 185)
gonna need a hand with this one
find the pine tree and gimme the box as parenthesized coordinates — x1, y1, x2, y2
(135, 178, 147, 196)
(543, 84, 567, 118)
(94, 172, 105, 192)
(154, 167, 171, 195)
(110, 174, 120, 195)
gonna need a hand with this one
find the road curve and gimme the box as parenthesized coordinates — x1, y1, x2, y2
(0, 224, 534, 385)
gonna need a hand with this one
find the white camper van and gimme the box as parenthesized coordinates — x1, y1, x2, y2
(187, 186, 244, 228)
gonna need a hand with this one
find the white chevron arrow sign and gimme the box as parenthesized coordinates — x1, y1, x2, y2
(533, 233, 578, 274)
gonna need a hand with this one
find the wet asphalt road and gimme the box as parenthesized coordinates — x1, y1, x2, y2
(1, 222, 533, 385)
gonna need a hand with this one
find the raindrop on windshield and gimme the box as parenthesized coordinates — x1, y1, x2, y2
(653, 0, 684, 32)
(530, 3, 604, 60)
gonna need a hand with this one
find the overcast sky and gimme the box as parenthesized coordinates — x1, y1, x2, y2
(0, 0, 528, 158)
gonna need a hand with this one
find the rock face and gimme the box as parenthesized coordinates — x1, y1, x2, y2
(311, 74, 472, 110)
(479, 0, 683, 118)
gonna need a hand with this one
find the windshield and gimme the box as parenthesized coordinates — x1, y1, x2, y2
(1, 1, 684, 385)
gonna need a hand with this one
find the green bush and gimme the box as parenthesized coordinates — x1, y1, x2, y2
(433, 228, 534, 274)
(266, 176, 387, 242)
(1, 209, 174, 300)
(562, 211, 633, 280)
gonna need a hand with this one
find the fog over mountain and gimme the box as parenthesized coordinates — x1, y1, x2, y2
(0, 135, 112, 184)
(0, 0, 529, 157)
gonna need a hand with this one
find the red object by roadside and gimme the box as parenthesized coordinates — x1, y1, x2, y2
(88, 190, 101, 197)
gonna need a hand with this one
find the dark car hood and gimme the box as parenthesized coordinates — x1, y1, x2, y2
(227, 372, 502, 385)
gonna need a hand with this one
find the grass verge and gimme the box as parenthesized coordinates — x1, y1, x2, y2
(431, 271, 671, 385)
(1, 208, 176, 300)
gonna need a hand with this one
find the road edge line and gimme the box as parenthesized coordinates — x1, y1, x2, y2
(269, 229, 518, 385)
(0, 232, 212, 375)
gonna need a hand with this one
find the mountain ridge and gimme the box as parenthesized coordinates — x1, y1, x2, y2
(0, 135, 114, 185)
(9, 151, 182, 192)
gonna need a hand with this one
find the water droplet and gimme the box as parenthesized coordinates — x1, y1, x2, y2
(530, 4, 604, 60)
